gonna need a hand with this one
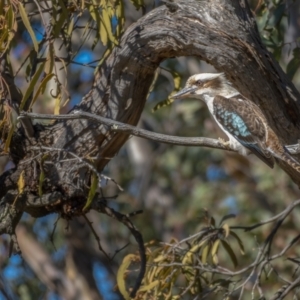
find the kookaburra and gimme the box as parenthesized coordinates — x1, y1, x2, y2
(172, 72, 300, 171)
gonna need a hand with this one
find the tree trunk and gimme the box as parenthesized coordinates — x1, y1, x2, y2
(1, 0, 300, 237)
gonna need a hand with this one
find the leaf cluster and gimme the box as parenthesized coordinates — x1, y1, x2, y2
(255, 0, 300, 80)
(0, 0, 129, 149)
(118, 212, 245, 299)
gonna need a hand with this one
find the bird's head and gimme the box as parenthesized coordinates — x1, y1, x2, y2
(172, 73, 237, 102)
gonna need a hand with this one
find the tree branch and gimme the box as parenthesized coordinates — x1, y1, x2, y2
(19, 111, 235, 151)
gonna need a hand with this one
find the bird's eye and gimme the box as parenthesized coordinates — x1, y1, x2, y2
(196, 80, 203, 85)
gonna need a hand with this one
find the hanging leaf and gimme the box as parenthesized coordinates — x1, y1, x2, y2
(18, 170, 25, 194)
(82, 173, 98, 212)
(30, 73, 55, 109)
(152, 71, 182, 112)
(117, 254, 136, 300)
(18, 3, 39, 52)
(4, 121, 15, 152)
(53, 12, 67, 38)
(4, 6, 17, 52)
(138, 280, 159, 292)
(201, 243, 210, 264)
(67, 16, 75, 36)
(89, 1, 103, 46)
(53, 93, 61, 115)
(222, 223, 230, 238)
(219, 213, 236, 226)
(45, 43, 54, 75)
(221, 240, 238, 268)
(152, 97, 174, 112)
(95, 47, 112, 72)
(182, 239, 207, 265)
(20, 61, 46, 110)
(229, 231, 245, 255)
(211, 239, 220, 265)
(115, 0, 125, 37)
(101, 6, 117, 46)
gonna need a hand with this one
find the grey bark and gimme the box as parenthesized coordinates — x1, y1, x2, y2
(1, 0, 300, 238)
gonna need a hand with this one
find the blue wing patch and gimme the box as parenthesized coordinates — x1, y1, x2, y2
(222, 111, 250, 137)
(214, 104, 274, 168)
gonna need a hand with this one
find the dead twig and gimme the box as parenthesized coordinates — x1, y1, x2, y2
(91, 199, 145, 298)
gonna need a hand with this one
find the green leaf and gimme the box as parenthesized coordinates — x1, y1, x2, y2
(172, 71, 181, 91)
(67, 16, 75, 36)
(4, 121, 15, 152)
(2, 6, 16, 52)
(18, 3, 39, 52)
(152, 70, 181, 112)
(18, 170, 25, 195)
(82, 173, 98, 212)
(117, 255, 135, 300)
(221, 240, 238, 268)
(229, 231, 245, 255)
(211, 239, 220, 265)
(115, 1, 125, 37)
(95, 47, 113, 72)
(45, 43, 54, 75)
(152, 97, 174, 112)
(182, 239, 207, 265)
(53, 11, 67, 38)
(20, 61, 46, 110)
(30, 73, 55, 109)
(219, 214, 236, 226)
(201, 244, 210, 264)
(101, 7, 117, 46)
(138, 280, 159, 292)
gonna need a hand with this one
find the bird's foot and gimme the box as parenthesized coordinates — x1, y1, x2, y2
(218, 138, 231, 149)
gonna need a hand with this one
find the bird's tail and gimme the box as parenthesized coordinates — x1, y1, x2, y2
(279, 151, 300, 173)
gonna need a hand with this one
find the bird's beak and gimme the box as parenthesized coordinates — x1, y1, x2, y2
(171, 86, 198, 99)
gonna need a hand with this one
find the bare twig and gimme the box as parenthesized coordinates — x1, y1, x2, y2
(231, 199, 300, 231)
(20, 111, 300, 155)
(50, 215, 60, 251)
(19, 111, 236, 151)
(91, 199, 145, 298)
(83, 214, 111, 261)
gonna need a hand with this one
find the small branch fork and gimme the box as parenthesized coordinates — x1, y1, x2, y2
(19, 111, 300, 154)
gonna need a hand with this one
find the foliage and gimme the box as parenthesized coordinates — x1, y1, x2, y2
(256, 0, 300, 80)
(119, 212, 244, 299)
(0, 0, 126, 149)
